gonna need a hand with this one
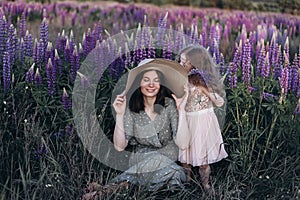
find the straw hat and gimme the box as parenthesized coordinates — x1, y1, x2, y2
(125, 58, 188, 97)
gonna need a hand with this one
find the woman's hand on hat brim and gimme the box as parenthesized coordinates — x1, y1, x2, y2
(171, 83, 188, 112)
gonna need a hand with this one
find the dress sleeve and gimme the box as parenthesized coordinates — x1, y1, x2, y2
(166, 98, 179, 138)
(208, 92, 224, 107)
(124, 109, 134, 141)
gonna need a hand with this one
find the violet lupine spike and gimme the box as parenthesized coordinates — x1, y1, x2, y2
(62, 87, 71, 110)
(54, 49, 62, 75)
(77, 72, 90, 89)
(0, 15, 7, 58)
(263, 52, 270, 78)
(201, 25, 207, 48)
(269, 34, 277, 67)
(280, 55, 289, 99)
(213, 38, 220, 64)
(46, 58, 56, 96)
(262, 92, 277, 100)
(20, 12, 26, 38)
(256, 42, 265, 77)
(3, 51, 11, 92)
(34, 68, 42, 85)
(209, 22, 216, 55)
(219, 53, 226, 76)
(39, 18, 48, 56)
(273, 45, 282, 80)
(20, 38, 25, 68)
(26, 63, 35, 83)
(71, 13, 77, 27)
(37, 39, 44, 66)
(174, 23, 184, 53)
(8, 24, 16, 64)
(228, 62, 238, 89)
(148, 37, 156, 59)
(45, 42, 54, 64)
(78, 43, 84, 60)
(242, 39, 251, 88)
(157, 12, 168, 48)
(124, 42, 131, 68)
(32, 39, 38, 63)
(64, 39, 70, 62)
(24, 30, 33, 57)
(284, 37, 289, 61)
(291, 55, 299, 94)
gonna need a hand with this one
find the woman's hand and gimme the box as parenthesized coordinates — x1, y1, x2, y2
(113, 91, 126, 115)
(172, 83, 189, 112)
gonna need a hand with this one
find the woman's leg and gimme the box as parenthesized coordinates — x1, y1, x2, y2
(182, 163, 192, 182)
(199, 164, 211, 190)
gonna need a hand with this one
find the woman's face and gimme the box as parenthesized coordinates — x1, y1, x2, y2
(180, 53, 193, 73)
(140, 70, 160, 98)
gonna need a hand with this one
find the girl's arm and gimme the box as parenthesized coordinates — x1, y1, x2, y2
(171, 84, 190, 150)
(202, 87, 224, 107)
(112, 93, 128, 151)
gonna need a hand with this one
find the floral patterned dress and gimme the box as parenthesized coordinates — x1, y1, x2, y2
(109, 97, 186, 191)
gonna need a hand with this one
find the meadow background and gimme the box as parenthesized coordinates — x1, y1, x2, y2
(0, 0, 299, 199)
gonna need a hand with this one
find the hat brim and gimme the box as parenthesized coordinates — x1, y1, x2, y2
(125, 58, 188, 97)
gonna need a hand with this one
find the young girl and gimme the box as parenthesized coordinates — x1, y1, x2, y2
(177, 45, 228, 191)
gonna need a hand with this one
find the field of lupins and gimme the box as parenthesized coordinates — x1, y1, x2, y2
(0, 1, 299, 199)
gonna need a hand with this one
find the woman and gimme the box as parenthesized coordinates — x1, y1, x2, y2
(82, 58, 190, 199)
(111, 58, 190, 191)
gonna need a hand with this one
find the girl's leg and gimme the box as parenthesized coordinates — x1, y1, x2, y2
(182, 163, 192, 182)
(199, 164, 211, 190)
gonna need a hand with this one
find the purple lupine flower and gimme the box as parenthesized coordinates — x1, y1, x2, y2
(26, 63, 35, 83)
(24, 30, 33, 57)
(157, 12, 168, 47)
(273, 45, 283, 80)
(174, 23, 184, 53)
(34, 68, 42, 85)
(228, 62, 238, 89)
(256, 42, 265, 77)
(269, 34, 278, 67)
(280, 62, 289, 100)
(70, 47, 79, 83)
(46, 58, 56, 95)
(37, 39, 44, 66)
(71, 13, 77, 27)
(262, 92, 277, 100)
(262, 52, 270, 78)
(62, 87, 72, 110)
(290, 54, 299, 94)
(219, 53, 226, 75)
(242, 39, 251, 88)
(54, 49, 62, 76)
(147, 37, 156, 59)
(124, 42, 132, 68)
(7, 24, 16, 64)
(78, 43, 84, 60)
(39, 18, 48, 57)
(19, 38, 25, 68)
(0, 15, 8, 57)
(162, 37, 172, 60)
(283, 36, 289, 61)
(77, 72, 90, 89)
(3, 51, 11, 92)
(208, 22, 216, 55)
(45, 42, 54, 64)
(19, 12, 26, 38)
(295, 98, 300, 114)
(64, 39, 70, 62)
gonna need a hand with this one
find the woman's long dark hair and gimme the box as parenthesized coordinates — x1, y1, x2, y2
(128, 70, 172, 114)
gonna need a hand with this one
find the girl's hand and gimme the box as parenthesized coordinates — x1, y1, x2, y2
(172, 83, 188, 111)
(113, 91, 126, 115)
